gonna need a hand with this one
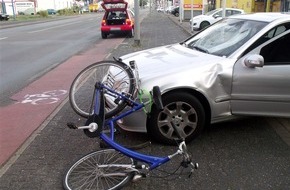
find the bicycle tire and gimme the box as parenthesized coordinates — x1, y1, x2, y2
(69, 60, 135, 118)
(63, 149, 135, 190)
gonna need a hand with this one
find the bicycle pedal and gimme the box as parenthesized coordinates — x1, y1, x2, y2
(67, 122, 77, 129)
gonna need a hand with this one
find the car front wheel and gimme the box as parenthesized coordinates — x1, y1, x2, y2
(147, 92, 206, 145)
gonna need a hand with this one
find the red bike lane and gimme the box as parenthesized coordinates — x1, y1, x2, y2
(0, 38, 124, 166)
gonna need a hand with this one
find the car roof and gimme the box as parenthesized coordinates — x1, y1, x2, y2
(215, 8, 244, 11)
(229, 12, 290, 22)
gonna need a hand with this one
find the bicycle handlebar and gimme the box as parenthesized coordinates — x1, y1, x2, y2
(152, 86, 164, 110)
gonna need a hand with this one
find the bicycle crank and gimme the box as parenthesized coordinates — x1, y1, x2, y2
(66, 114, 103, 138)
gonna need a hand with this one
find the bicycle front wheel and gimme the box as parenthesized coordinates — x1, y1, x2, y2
(63, 149, 135, 190)
(69, 60, 135, 118)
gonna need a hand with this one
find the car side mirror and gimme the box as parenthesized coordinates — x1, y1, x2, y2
(213, 14, 220, 18)
(244, 55, 264, 68)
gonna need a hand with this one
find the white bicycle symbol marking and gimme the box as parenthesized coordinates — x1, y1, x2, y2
(20, 90, 67, 105)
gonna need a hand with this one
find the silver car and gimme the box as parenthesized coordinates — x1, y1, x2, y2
(118, 13, 290, 144)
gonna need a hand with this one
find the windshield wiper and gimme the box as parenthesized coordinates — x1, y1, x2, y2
(193, 45, 209, 54)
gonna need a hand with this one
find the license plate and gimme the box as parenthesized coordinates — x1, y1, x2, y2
(110, 27, 120, 31)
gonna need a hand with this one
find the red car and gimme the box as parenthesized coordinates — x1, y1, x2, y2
(101, 0, 134, 39)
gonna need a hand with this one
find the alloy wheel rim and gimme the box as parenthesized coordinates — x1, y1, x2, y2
(157, 101, 198, 139)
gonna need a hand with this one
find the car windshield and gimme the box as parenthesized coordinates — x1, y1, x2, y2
(184, 18, 267, 57)
(205, 9, 220, 16)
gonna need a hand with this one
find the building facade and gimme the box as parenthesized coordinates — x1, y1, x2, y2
(206, 0, 289, 13)
(1, 0, 75, 15)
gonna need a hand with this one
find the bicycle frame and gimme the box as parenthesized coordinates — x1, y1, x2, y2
(64, 61, 198, 190)
(95, 83, 182, 170)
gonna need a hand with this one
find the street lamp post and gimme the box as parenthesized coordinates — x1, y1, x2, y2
(11, 0, 16, 20)
(134, 0, 140, 46)
(191, 0, 193, 31)
(222, 0, 226, 18)
(2, 0, 6, 14)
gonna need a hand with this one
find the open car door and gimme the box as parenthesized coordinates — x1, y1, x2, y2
(101, 0, 128, 12)
(231, 30, 290, 117)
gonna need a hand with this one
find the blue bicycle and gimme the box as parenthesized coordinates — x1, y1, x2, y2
(64, 59, 198, 190)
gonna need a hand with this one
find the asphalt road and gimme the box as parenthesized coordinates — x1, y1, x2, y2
(0, 14, 103, 106)
(0, 8, 152, 164)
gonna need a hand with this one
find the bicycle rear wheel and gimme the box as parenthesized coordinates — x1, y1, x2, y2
(69, 60, 135, 118)
(63, 149, 135, 190)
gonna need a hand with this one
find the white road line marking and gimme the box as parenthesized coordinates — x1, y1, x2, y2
(28, 21, 82, 33)
(0, 37, 8, 40)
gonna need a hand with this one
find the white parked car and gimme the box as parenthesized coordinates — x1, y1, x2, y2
(166, 6, 175, 13)
(190, 8, 245, 30)
(157, 7, 164, 12)
(117, 13, 290, 144)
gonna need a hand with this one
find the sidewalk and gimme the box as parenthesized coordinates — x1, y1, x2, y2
(0, 11, 290, 190)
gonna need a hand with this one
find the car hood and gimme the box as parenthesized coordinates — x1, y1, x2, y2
(120, 43, 231, 92)
(191, 15, 210, 21)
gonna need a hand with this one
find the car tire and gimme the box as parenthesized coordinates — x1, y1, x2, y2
(101, 32, 107, 39)
(128, 28, 134, 38)
(200, 21, 210, 30)
(175, 13, 179, 17)
(147, 91, 206, 145)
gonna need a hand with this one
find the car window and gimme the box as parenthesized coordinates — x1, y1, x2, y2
(185, 18, 267, 57)
(107, 11, 127, 19)
(232, 10, 242, 15)
(119, 12, 127, 19)
(129, 10, 133, 16)
(225, 10, 232, 17)
(243, 22, 290, 56)
(102, 3, 127, 10)
(128, 10, 134, 18)
(260, 32, 290, 64)
(206, 9, 219, 16)
(267, 25, 287, 37)
(215, 10, 222, 17)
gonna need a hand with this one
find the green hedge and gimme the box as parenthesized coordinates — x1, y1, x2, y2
(38, 10, 48, 17)
(58, 8, 76, 15)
